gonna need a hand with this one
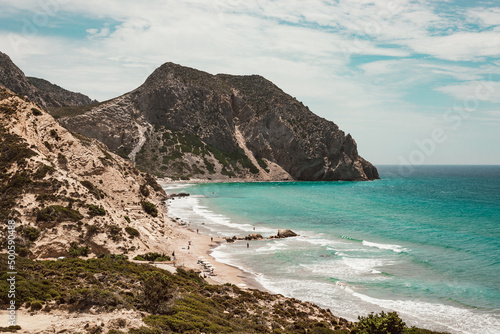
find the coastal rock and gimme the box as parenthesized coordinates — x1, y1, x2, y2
(170, 193, 190, 198)
(245, 233, 264, 240)
(276, 229, 299, 238)
(58, 62, 379, 181)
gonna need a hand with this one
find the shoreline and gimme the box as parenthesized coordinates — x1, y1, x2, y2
(160, 215, 266, 291)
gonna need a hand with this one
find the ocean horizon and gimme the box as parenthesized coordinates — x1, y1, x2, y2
(163, 165, 500, 334)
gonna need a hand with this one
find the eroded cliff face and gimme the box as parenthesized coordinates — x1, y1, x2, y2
(60, 62, 379, 181)
(0, 86, 169, 259)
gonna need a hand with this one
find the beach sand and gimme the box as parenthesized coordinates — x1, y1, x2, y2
(155, 217, 264, 291)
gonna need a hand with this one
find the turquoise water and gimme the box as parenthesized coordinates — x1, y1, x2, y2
(164, 166, 500, 334)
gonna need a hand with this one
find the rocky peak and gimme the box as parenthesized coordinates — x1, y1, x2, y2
(60, 61, 378, 181)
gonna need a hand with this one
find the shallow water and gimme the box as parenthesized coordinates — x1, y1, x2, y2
(163, 166, 500, 334)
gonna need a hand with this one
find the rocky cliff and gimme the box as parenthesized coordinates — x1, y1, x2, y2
(0, 86, 169, 259)
(60, 62, 379, 181)
(0, 51, 95, 109)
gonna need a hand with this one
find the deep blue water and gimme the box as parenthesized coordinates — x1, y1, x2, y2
(164, 166, 500, 334)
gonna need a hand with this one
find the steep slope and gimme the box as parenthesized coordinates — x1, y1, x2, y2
(0, 86, 168, 259)
(60, 62, 378, 181)
(0, 51, 95, 108)
(27, 76, 96, 106)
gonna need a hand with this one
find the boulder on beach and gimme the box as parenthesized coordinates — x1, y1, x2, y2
(275, 229, 299, 238)
(245, 233, 264, 240)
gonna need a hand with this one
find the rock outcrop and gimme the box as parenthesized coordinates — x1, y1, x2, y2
(59, 62, 378, 181)
(270, 229, 299, 239)
(0, 51, 95, 108)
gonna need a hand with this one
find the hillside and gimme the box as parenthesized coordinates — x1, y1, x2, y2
(0, 85, 357, 333)
(59, 62, 379, 181)
(0, 51, 95, 109)
(0, 86, 168, 259)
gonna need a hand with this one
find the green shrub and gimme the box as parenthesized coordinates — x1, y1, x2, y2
(125, 227, 140, 238)
(88, 204, 106, 217)
(33, 164, 55, 179)
(124, 216, 131, 223)
(68, 242, 89, 258)
(141, 201, 158, 217)
(36, 205, 82, 223)
(80, 180, 105, 199)
(352, 311, 406, 334)
(108, 225, 122, 237)
(17, 247, 30, 257)
(134, 253, 170, 262)
(23, 226, 40, 241)
(142, 271, 177, 315)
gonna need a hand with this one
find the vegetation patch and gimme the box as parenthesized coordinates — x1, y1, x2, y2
(125, 226, 140, 238)
(68, 242, 89, 258)
(33, 164, 55, 179)
(87, 204, 106, 217)
(141, 201, 158, 217)
(36, 205, 83, 224)
(133, 253, 170, 262)
(22, 226, 40, 241)
(80, 180, 105, 199)
(0, 255, 449, 334)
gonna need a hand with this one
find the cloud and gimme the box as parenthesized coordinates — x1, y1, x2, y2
(86, 25, 111, 40)
(406, 30, 500, 61)
(467, 7, 500, 27)
(436, 81, 500, 103)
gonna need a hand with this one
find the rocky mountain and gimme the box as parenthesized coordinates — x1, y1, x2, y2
(0, 51, 95, 109)
(0, 86, 168, 259)
(59, 62, 379, 181)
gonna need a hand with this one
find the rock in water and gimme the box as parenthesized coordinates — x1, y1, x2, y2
(277, 229, 299, 238)
(245, 233, 264, 240)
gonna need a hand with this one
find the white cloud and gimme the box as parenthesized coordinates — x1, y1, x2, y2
(467, 7, 500, 27)
(406, 30, 500, 61)
(436, 81, 500, 103)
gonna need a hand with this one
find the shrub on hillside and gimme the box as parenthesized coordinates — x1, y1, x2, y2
(125, 226, 140, 238)
(352, 311, 406, 334)
(88, 204, 106, 217)
(141, 201, 158, 217)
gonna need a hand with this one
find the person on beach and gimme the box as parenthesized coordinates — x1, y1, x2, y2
(247, 243, 249, 248)
(197, 228, 199, 234)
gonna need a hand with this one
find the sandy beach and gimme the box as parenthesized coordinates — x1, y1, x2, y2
(156, 215, 264, 290)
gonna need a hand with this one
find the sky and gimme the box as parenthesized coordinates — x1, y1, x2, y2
(0, 0, 499, 166)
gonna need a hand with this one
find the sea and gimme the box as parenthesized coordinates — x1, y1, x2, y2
(163, 165, 500, 334)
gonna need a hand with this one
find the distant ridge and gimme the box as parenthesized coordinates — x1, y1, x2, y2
(0, 51, 96, 108)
